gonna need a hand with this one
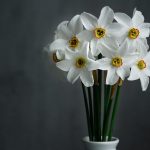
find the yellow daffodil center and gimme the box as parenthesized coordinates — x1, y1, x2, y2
(94, 28, 105, 39)
(128, 28, 139, 39)
(69, 36, 79, 48)
(75, 57, 87, 68)
(112, 57, 123, 67)
(137, 60, 146, 70)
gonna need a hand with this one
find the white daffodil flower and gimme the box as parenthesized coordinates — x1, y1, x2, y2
(89, 41, 138, 85)
(80, 6, 123, 56)
(128, 51, 150, 91)
(56, 42, 99, 87)
(114, 9, 150, 51)
(50, 15, 90, 57)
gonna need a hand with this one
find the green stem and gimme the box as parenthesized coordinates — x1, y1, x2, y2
(102, 97, 113, 141)
(87, 87, 94, 140)
(97, 55, 102, 141)
(81, 83, 92, 140)
(93, 84, 99, 141)
(98, 71, 102, 141)
(108, 85, 121, 141)
(105, 85, 111, 114)
(102, 85, 111, 139)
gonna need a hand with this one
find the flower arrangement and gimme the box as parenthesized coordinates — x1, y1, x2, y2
(49, 6, 150, 142)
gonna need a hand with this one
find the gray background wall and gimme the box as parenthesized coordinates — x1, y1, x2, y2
(0, 0, 150, 150)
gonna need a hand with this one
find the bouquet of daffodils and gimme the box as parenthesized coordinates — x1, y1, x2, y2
(49, 6, 150, 141)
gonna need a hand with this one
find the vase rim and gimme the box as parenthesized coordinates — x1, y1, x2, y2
(82, 136, 119, 145)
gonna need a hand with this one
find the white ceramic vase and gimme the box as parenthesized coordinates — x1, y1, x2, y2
(82, 136, 119, 150)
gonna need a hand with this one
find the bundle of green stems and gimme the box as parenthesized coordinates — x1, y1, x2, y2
(81, 55, 122, 142)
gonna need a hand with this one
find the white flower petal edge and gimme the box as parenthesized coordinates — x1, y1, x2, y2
(114, 13, 132, 27)
(67, 67, 80, 84)
(132, 10, 144, 27)
(68, 15, 83, 35)
(55, 21, 69, 39)
(128, 66, 140, 80)
(80, 70, 94, 87)
(98, 6, 114, 27)
(140, 72, 149, 91)
(50, 39, 67, 52)
(56, 60, 72, 71)
(106, 67, 119, 85)
(80, 12, 98, 30)
(76, 30, 93, 42)
(117, 66, 130, 80)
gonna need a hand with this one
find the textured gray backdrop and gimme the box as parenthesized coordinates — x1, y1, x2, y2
(0, 0, 150, 150)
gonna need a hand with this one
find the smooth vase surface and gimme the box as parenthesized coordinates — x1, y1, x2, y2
(82, 136, 119, 150)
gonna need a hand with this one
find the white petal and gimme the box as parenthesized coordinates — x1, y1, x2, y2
(144, 52, 150, 64)
(141, 38, 149, 50)
(140, 23, 150, 28)
(80, 42, 90, 57)
(50, 39, 67, 52)
(98, 6, 114, 27)
(117, 33, 128, 45)
(107, 23, 127, 38)
(135, 38, 149, 52)
(106, 67, 119, 85)
(67, 67, 80, 84)
(59, 25, 73, 39)
(133, 8, 137, 16)
(118, 40, 129, 56)
(102, 37, 119, 50)
(140, 72, 149, 91)
(132, 10, 144, 27)
(68, 15, 83, 35)
(57, 21, 68, 30)
(98, 58, 111, 70)
(55, 21, 69, 39)
(88, 50, 96, 60)
(65, 49, 75, 59)
(123, 55, 138, 67)
(128, 66, 140, 80)
(100, 43, 116, 58)
(87, 59, 100, 71)
(90, 39, 99, 56)
(136, 39, 148, 56)
(77, 30, 93, 41)
(128, 38, 140, 52)
(144, 67, 150, 76)
(116, 66, 130, 80)
(80, 12, 97, 30)
(80, 70, 94, 87)
(115, 13, 132, 27)
(139, 27, 150, 38)
(56, 60, 72, 71)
